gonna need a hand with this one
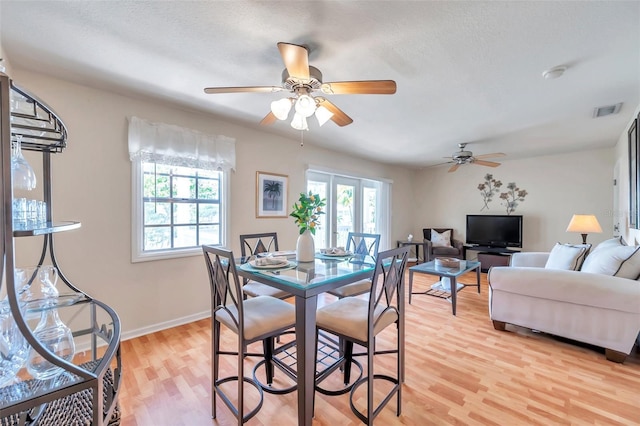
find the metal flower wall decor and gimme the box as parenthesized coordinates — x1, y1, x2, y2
(477, 174, 528, 215)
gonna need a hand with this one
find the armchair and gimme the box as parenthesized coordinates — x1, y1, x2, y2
(423, 228, 464, 262)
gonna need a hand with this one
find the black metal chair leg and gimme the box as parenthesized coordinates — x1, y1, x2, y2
(343, 341, 354, 385)
(212, 319, 220, 418)
(263, 337, 275, 385)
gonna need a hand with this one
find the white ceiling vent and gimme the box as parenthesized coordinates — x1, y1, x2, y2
(593, 103, 623, 118)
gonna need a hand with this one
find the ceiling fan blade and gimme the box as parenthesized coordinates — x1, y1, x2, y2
(448, 163, 460, 173)
(472, 159, 501, 167)
(429, 161, 454, 167)
(317, 98, 353, 126)
(277, 42, 310, 80)
(320, 80, 397, 95)
(204, 86, 284, 94)
(259, 111, 277, 126)
(474, 152, 506, 159)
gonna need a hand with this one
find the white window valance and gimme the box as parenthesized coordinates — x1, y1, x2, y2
(128, 116, 236, 171)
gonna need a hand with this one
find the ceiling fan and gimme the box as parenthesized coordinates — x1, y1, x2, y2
(444, 143, 505, 173)
(203, 42, 397, 130)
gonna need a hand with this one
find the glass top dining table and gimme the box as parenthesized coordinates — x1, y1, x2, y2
(236, 253, 376, 426)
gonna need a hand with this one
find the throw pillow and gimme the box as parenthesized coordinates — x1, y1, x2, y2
(581, 245, 640, 276)
(620, 249, 640, 280)
(431, 229, 452, 248)
(591, 237, 624, 253)
(544, 243, 591, 271)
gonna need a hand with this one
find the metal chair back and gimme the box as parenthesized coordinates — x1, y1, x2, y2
(239, 232, 279, 257)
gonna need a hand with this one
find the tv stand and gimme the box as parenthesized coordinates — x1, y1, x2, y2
(464, 246, 521, 272)
(466, 245, 520, 254)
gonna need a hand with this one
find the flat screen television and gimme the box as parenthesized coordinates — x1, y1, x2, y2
(466, 214, 523, 248)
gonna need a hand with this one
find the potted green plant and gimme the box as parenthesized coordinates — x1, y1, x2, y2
(290, 191, 325, 261)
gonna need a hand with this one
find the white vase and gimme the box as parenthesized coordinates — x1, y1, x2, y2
(296, 229, 315, 262)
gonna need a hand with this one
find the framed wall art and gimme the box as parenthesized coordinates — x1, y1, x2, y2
(629, 116, 638, 229)
(256, 171, 288, 218)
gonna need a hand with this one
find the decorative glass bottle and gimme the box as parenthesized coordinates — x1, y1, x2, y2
(11, 135, 37, 191)
(26, 266, 75, 380)
(0, 269, 31, 387)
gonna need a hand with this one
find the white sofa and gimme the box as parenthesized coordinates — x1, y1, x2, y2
(488, 251, 640, 363)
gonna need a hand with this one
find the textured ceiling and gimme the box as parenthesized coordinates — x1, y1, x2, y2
(1, 1, 639, 168)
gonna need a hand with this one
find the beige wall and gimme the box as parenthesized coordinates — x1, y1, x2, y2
(410, 148, 615, 252)
(8, 68, 415, 339)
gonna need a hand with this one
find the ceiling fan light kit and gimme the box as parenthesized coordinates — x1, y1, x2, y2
(204, 42, 396, 131)
(294, 94, 316, 117)
(314, 105, 334, 127)
(290, 112, 309, 131)
(270, 98, 293, 120)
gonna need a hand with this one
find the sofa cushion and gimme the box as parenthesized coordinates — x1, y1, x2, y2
(489, 266, 640, 314)
(544, 243, 590, 271)
(432, 246, 460, 256)
(581, 244, 640, 279)
(620, 251, 640, 280)
(593, 237, 625, 251)
(431, 229, 452, 247)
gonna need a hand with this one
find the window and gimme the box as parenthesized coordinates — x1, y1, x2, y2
(129, 116, 235, 262)
(306, 169, 391, 249)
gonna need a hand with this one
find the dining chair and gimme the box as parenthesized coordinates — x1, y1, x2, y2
(202, 245, 296, 424)
(239, 232, 291, 299)
(314, 245, 409, 425)
(328, 232, 380, 298)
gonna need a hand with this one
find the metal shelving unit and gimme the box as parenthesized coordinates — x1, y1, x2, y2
(0, 72, 122, 425)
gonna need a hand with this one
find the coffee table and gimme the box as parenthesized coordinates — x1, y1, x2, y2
(408, 260, 481, 315)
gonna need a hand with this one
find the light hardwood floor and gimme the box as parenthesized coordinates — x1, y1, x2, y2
(117, 270, 640, 425)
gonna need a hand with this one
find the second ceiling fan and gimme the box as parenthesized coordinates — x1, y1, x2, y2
(204, 42, 397, 130)
(444, 143, 505, 173)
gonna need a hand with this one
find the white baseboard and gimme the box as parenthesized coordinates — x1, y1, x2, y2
(74, 310, 211, 353)
(121, 310, 211, 342)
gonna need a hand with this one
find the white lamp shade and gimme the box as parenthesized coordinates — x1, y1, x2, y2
(566, 214, 603, 233)
(315, 105, 334, 127)
(270, 98, 292, 120)
(295, 95, 316, 118)
(290, 112, 309, 131)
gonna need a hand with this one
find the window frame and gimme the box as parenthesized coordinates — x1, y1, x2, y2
(131, 158, 229, 262)
(306, 168, 391, 249)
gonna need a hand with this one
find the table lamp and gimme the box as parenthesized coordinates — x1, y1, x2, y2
(566, 214, 602, 244)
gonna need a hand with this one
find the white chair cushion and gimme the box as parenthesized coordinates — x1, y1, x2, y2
(215, 295, 295, 341)
(544, 243, 590, 271)
(431, 229, 452, 248)
(328, 279, 371, 298)
(316, 297, 398, 343)
(243, 280, 291, 299)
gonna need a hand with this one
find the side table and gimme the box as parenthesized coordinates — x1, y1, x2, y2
(408, 260, 481, 315)
(396, 240, 426, 264)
